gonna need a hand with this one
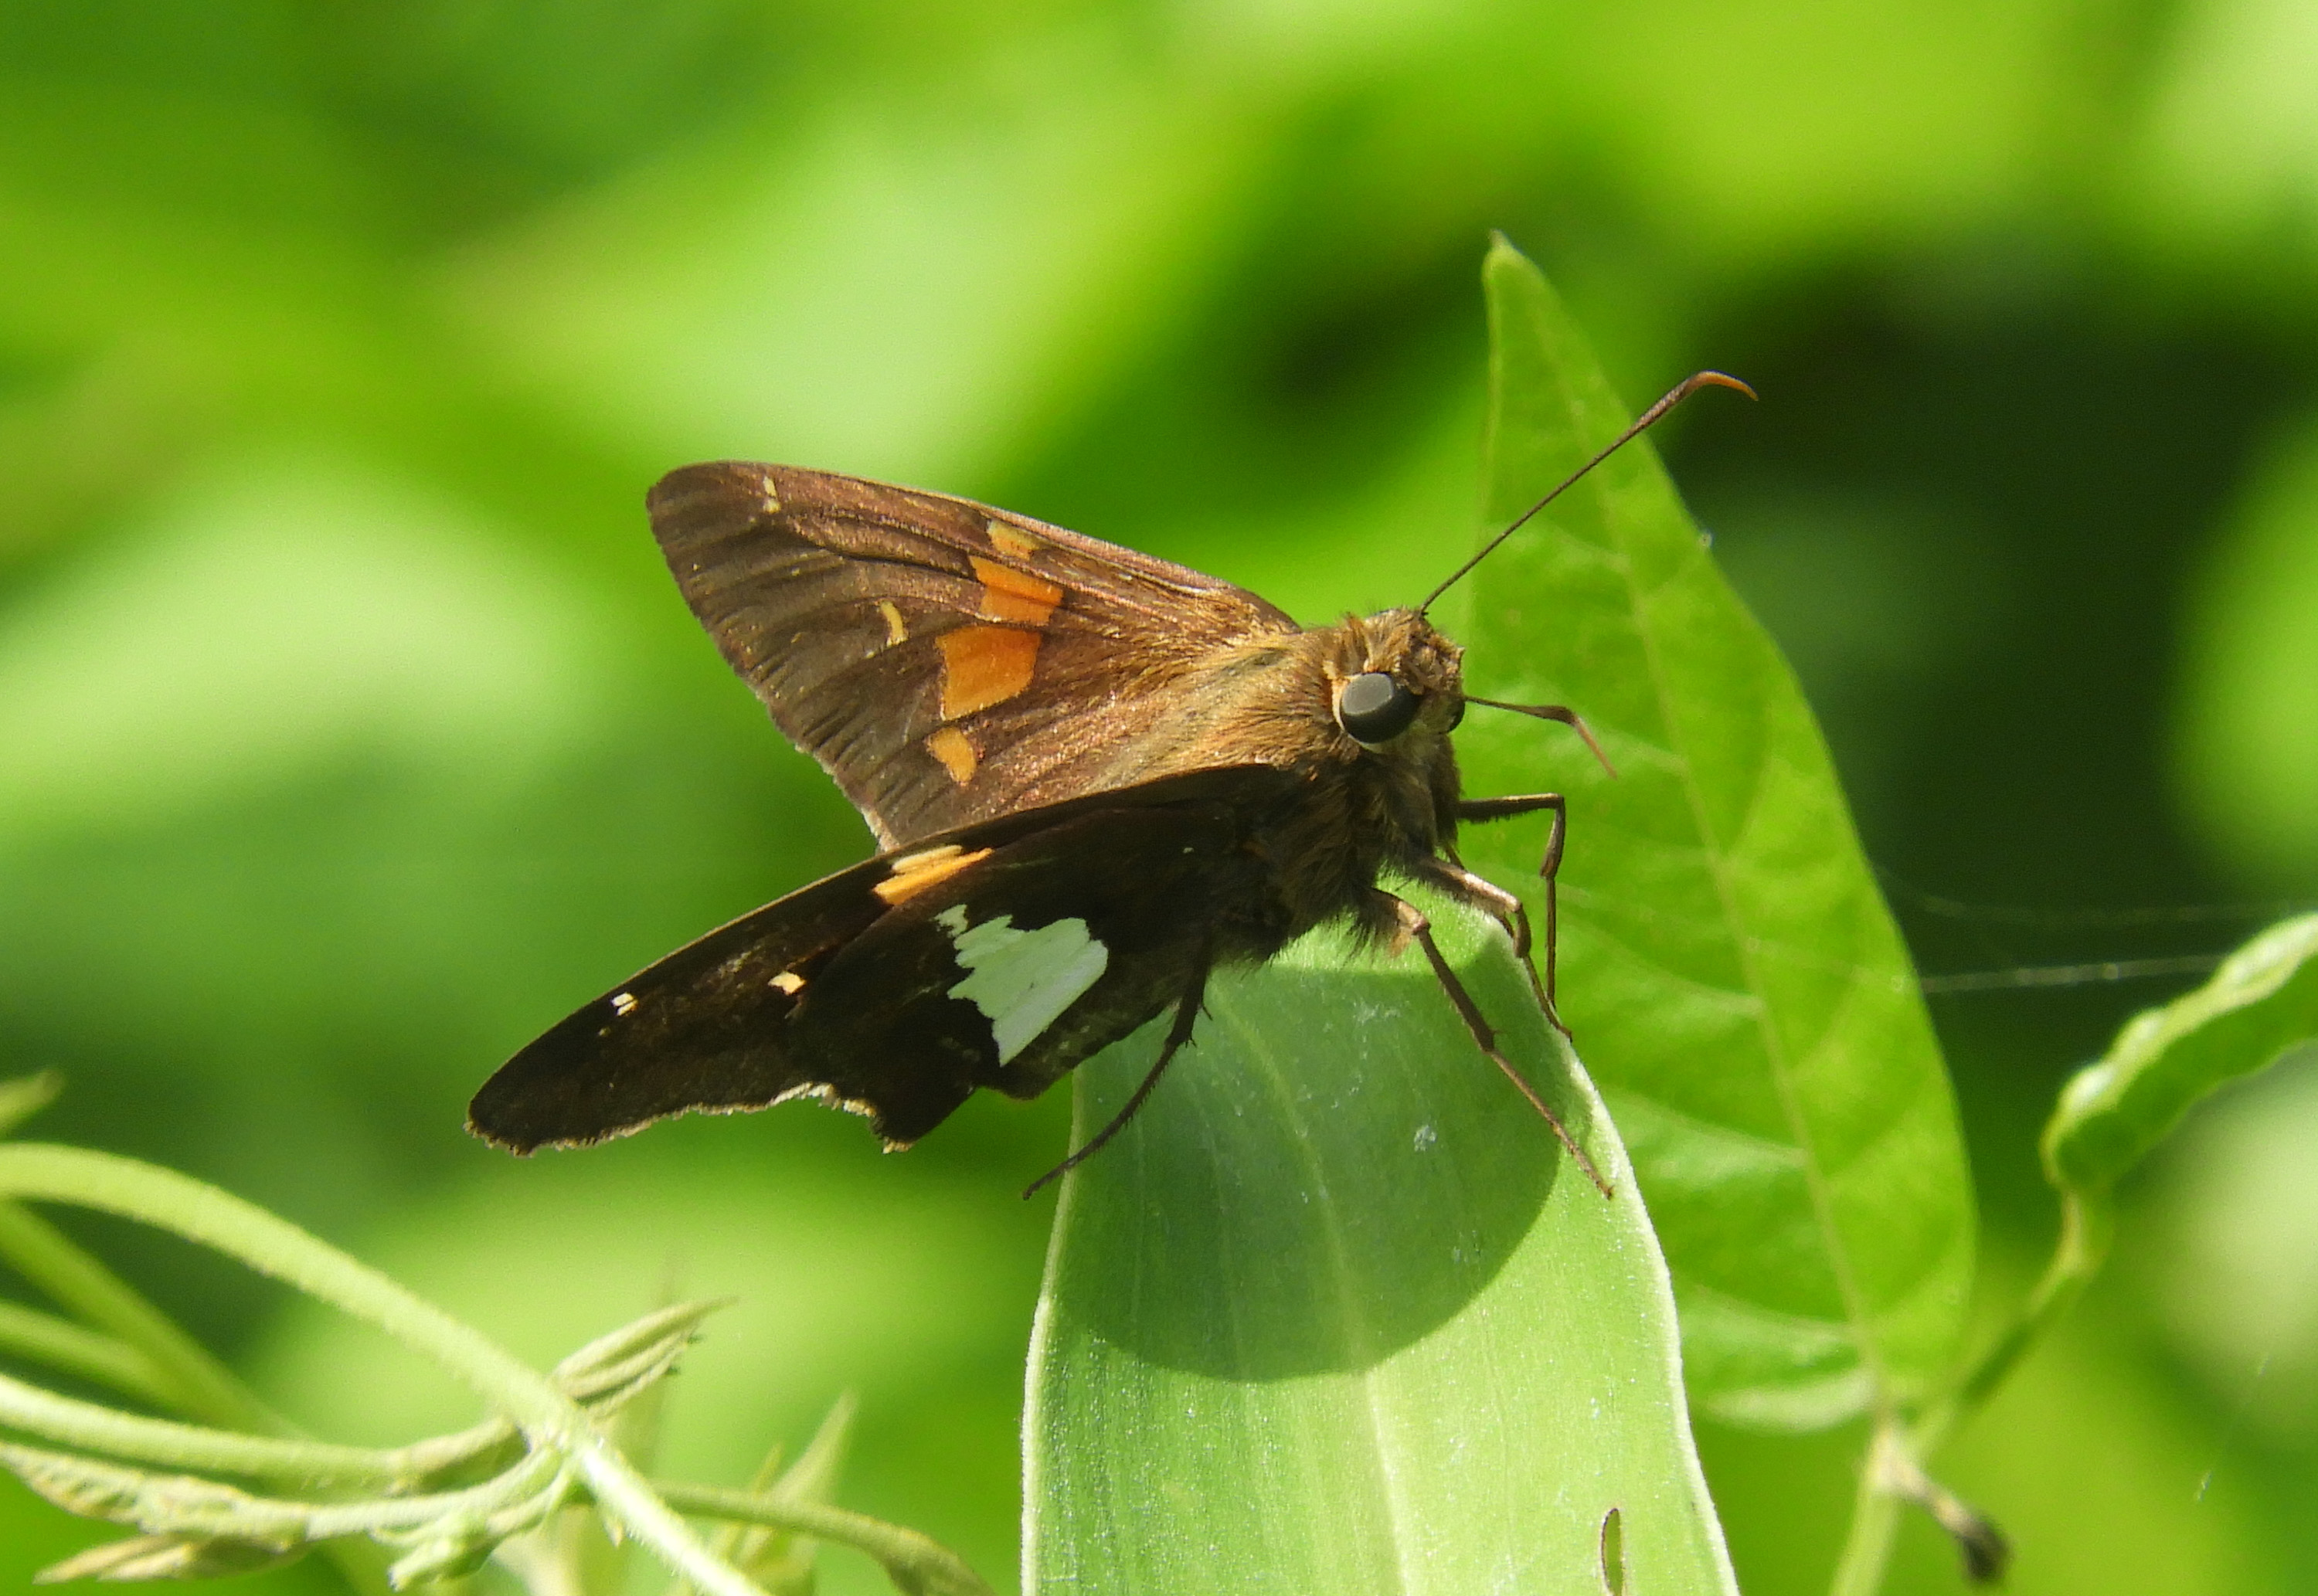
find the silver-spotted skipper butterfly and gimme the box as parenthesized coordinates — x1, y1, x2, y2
(469, 372, 1751, 1195)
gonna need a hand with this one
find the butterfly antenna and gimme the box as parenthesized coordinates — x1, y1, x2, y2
(1464, 698, 1617, 776)
(1419, 370, 1755, 615)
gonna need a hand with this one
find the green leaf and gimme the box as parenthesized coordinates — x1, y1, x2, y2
(1027, 897, 1738, 1596)
(2044, 912, 2318, 1197)
(1450, 239, 1973, 1429)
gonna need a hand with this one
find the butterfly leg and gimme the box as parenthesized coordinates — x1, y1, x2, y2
(1454, 792, 1567, 1014)
(1382, 891, 1613, 1199)
(1415, 855, 1565, 1038)
(1022, 960, 1212, 1200)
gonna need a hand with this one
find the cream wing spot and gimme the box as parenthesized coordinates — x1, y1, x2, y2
(875, 844, 991, 905)
(610, 992, 637, 1015)
(936, 906, 1110, 1065)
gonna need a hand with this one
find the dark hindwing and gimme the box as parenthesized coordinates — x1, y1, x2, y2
(467, 767, 1301, 1153)
(647, 463, 1298, 847)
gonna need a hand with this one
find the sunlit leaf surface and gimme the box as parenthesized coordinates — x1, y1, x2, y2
(1451, 243, 1974, 1429)
(1027, 899, 1737, 1596)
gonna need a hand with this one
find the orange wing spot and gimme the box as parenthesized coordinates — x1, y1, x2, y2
(969, 557, 1063, 625)
(875, 843, 993, 905)
(937, 625, 1041, 718)
(876, 600, 909, 646)
(987, 520, 1045, 558)
(926, 726, 979, 785)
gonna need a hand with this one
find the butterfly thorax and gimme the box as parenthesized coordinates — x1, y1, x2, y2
(1079, 606, 1467, 953)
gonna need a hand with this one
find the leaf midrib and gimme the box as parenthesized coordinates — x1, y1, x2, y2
(1210, 977, 1419, 1596)
(1603, 501, 1892, 1410)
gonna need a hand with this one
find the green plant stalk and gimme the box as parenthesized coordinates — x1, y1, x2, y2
(685, 1389, 857, 1595)
(8, 1416, 984, 1596)
(0, 1194, 396, 1596)
(1837, 1409, 2025, 1596)
(655, 1481, 994, 1596)
(1826, 1424, 1904, 1596)
(0, 1433, 568, 1542)
(1824, 1191, 2119, 1595)
(0, 1199, 270, 1431)
(0, 1367, 428, 1482)
(0, 1299, 175, 1410)
(693, 1441, 790, 1594)
(1942, 1191, 2114, 1431)
(0, 1144, 764, 1596)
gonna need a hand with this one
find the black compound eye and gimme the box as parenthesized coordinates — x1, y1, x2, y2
(1337, 671, 1421, 745)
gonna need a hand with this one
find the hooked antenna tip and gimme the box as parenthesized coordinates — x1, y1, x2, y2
(1688, 370, 1759, 402)
(1416, 365, 1755, 613)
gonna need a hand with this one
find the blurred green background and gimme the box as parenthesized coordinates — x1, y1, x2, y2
(2, 2, 2316, 1591)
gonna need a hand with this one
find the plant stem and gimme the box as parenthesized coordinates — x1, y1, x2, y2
(0, 1144, 766, 1596)
(1826, 1190, 2116, 1595)
(0, 1194, 396, 1596)
(1942, 1191, 2112, 1432)
(0, 1364, 503, 1486)
(655, 1480, 996, 1596)
(0, 1299, 174, 1409)
(1826, 1423, 1904, 1596)
(0, 1199, 269, 1430)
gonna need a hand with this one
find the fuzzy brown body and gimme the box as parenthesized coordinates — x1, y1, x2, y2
(1086, 612, 1472, 956)
(470, 463, 1577, 1181)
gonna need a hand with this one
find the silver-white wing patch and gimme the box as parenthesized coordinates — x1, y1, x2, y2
(936, 906, 1110, 1063)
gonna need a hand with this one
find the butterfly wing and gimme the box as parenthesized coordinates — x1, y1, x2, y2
(467, 766, 1302, 1153)
(647, 463, 1300, 847)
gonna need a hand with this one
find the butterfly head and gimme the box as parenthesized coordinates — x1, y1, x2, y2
(1328, 607, 1465, 751)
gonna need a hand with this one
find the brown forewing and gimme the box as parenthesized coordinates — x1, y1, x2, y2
(648, 463, 1299, 847)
